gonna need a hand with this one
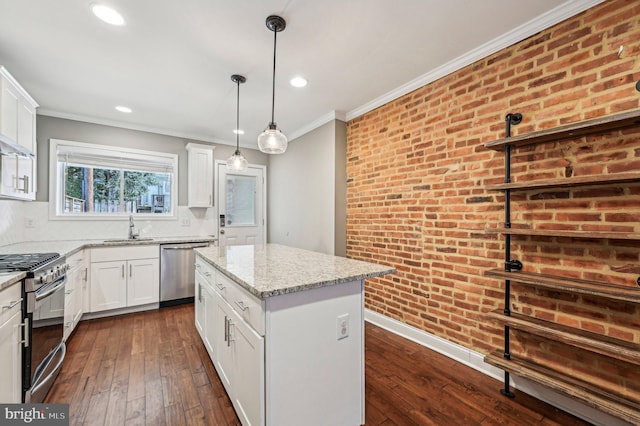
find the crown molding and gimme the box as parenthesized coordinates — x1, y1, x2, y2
(346, 0, 605, 121)
(37, 108, 238, 147)
(288, 110, 346, 141)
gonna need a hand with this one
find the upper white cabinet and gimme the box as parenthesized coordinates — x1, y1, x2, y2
(186, 143, 214, 208)
(0, 66, 38, 201)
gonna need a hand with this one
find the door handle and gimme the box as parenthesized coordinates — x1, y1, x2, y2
(129, 264, 132, 277)
(122, 264, 125, 278)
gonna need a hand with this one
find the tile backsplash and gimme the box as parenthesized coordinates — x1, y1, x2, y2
(0, 200, 26, 246)
(0, 201, 216, 246)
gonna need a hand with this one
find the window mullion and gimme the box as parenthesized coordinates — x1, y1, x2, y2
(120, 169, 125, 213)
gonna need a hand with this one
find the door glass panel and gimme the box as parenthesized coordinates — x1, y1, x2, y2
(225, 175, 256, 226)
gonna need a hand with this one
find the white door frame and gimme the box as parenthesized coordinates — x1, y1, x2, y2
(215, 160, 267, 247)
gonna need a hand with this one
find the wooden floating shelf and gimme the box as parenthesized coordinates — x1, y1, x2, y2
(484, 352, 640, 425)
(485, 269, 640, 303)
(484, 109, 640, 151)
(486, 227, 640, 240)
(485, 172, 640, 191)
(486, 310, 640, 366)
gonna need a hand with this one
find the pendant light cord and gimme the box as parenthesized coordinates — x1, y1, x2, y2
(271, 27, 277, 125)
(236, 79, 240, 152)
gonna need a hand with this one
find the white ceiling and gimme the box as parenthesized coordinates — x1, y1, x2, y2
(0, 0, 600, 149)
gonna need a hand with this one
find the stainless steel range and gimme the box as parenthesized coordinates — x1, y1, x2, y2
(0, 252, 69, 403)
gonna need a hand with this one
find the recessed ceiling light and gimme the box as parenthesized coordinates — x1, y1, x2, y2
(233, 129, 245, 135)
(290, 76, 308, 88)
(115, 105, 132, 113)
(92, 4, 126, 26)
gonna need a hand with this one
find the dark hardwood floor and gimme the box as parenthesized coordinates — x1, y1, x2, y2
(45, 304, 591, 425)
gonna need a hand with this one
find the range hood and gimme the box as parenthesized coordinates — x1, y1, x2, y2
(0, 132, 34, 157)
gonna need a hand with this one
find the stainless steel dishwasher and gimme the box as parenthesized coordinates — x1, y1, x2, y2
(160, 242, 209, 307)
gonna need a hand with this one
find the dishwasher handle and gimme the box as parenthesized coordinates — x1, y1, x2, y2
(162, 243, 209, 250)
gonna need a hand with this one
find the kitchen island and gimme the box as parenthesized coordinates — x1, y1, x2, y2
(194, 243, 395, 426)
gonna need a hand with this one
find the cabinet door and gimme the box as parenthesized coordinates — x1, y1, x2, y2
(90, 261, 127, 312)
(188, 146, 213, 207)
(0, 309, 23, 403)
(17, 101, 35, 152)
(127, 258, 159, 306)
(213, 293, 234, 391)
(229, 307, 265, 426)
(0, 77, 19, 141)
(63, 274, 76, 341)
(195, 271, 206, 339)
(203, 284, 217, 357)
(16, 155, 35, 200)
(0, 155, 19, 197)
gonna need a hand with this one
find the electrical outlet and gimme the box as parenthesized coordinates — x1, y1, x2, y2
(181, 218, 191, 227)
(336, 313, 349, 340)
(24, 217, 35, 228)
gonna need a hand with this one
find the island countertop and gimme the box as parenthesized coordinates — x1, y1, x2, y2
(195, 243, 395, 299)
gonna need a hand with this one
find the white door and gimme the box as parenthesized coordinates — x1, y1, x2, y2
(217, 161, 266, 249)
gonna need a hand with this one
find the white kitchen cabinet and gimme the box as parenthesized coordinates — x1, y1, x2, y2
(64, 250, 87, 340)
(0, 67, 38, 201)
(194, 270, 206, 339)
(0, 283, 24, 403)
(90, 245, 159, 313)
(221, 294, 264, 426)
(90, 260, 127, 311)
(126, 258, 160, 306)
(186, 143, 214, 208)
(195, 253, 366, 426)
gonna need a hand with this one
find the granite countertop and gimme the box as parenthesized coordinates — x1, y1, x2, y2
(0, 236, 217, 258)
(0, 271, 26, 291)
(195, 243, 396, 299)
(0, 236, 217, 290)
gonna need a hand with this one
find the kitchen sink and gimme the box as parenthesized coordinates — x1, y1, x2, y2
(103, 238, 154, 243)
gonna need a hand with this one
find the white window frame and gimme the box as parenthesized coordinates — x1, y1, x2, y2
(49, 138, 178, 220)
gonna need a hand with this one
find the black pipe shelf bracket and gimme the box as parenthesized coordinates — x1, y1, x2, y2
(500, 112, 522, 399)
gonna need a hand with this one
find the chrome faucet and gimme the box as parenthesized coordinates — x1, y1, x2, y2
(128, 215, 139, 239)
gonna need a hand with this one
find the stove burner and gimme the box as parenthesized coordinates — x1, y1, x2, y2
(0, 252, 60, 272)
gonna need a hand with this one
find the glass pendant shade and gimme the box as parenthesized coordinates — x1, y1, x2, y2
(257, 123, 288, 154)
(227, 74, 248, 171)
(227, 149, 248, 171)
(259, 15, 288, 154)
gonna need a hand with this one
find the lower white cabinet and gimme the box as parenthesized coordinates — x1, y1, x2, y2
(90, 245, 159, 313)
(194, 270, 206, 339)
(0, 282, 24, 403)
(64, 250, 87, 341)
(195, 254, 364, 426)
(215, 292, 264, 426)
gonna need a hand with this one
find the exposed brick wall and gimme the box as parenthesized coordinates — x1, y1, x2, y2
(347, 0, 639, 402)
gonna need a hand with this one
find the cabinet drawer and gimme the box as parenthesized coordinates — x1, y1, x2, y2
(67, 251, 84, 272)
(195, 256, 215, 286)
(217, 272, 265, 336)
(0, 283, 22, 325)
(92, 245, 158, 262)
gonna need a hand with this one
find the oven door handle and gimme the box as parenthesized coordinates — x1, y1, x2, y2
(35, 276, 66, 301)
(29, 342, 66, 398)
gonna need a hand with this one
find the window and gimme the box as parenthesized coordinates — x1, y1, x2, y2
(50, 139, 178, 218)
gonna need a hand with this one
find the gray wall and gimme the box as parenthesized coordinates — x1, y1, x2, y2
(267, 120, 347, 255)
(36, 116, 269, 204)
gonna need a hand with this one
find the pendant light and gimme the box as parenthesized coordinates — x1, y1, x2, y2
(258, 15, 288, 154)
(227, 74, 248, 171)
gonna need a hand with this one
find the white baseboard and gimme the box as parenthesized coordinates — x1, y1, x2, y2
(364, 309, 630, 426)
(81, 303, 159, 321)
